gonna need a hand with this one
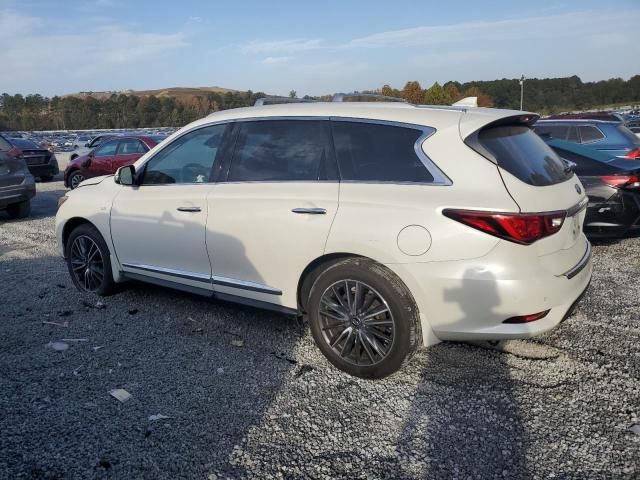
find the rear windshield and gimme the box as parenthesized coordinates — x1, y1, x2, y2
(478, 125, 573, 186)
(615, 124, 640, 146)
(11, 138, 40, 150)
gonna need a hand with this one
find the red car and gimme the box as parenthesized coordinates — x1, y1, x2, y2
(64, 135, 165, 189)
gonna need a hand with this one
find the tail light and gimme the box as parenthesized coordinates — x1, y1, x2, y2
(601, 174, 640, 189)
(503, 310, 550, 324)
(624, 149, 640, 159)
(6, 146, 23, 159)
(443, 209, 566, 245)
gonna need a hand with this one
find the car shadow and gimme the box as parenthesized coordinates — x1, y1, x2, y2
(392, 269, 530, 478)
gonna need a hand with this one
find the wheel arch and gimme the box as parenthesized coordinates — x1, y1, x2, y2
(61, 217, 98, 251)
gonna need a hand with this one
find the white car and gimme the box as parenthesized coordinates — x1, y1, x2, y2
(55, 99, 592, 378)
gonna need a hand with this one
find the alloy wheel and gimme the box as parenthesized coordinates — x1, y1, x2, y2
(318, 279, 395, 366)
(70, 173, 84, 189)
(70, 235, 104, 292)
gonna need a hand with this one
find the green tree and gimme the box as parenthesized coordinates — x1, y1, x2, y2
(423, 82, 452, 105)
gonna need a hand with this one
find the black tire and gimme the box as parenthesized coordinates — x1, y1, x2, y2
(70, 154, 78, 161)
(68, 171, 84, 189)
(65, 223, 116, 296)
(40, 175, 54, 182)
(307, 257, 421, 379)
(5, 200, 30, 219)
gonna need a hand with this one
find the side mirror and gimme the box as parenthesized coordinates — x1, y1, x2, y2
(115, 165, 135, 186)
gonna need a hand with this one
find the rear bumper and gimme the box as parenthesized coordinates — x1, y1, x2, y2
(0, 177, 36, 208)
(28, 163, 59, 177)
(387, 236, 593, 343)
(584, 190, 640, 237)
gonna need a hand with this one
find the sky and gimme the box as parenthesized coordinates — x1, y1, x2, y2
(0, 0, 638, 97)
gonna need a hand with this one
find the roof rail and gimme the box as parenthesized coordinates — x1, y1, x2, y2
(332, 93, 408, 103)
(254, 96, 318, 107)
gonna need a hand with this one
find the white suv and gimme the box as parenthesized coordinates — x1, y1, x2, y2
(55, 99, 592, 378)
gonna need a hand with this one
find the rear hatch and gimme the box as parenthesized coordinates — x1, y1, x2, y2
(0, 137, 26, 188)
(463, 115, 589, 275)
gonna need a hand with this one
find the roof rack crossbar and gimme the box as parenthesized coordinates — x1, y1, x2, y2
(254, 96, 319, 107)
(332, 93, 408, 103)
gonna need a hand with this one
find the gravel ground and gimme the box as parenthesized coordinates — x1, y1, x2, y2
(1, 179, 639, 479)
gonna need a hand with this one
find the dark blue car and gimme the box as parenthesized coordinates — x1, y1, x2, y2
(534, 119, 640, 159)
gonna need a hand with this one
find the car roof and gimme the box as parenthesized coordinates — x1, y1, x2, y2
(536, 119, 619, 125)
(187, 102, 534, 135)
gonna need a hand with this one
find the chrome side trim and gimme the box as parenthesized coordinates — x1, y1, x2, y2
(211, 275, 282, 296)
(566, 196, 589, 217)
(121, 262, 282, 295)
(121, 263, 211, 283)
(558, 241, 592, 279)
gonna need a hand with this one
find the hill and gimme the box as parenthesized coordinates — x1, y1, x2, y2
(64, 86, 238, 100)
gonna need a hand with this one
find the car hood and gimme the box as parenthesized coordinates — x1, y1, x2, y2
(76, 175, 111, 188)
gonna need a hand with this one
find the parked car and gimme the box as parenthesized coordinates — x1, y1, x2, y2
(8, 138, 59, 181)
(545, 138, 640, 237)
(546, 112, 625, 122)
(69, 134, 117, 161)
(534, 119, 640, 159)
(56, 101, 592, 378)
(0, 134, 36, 219)
(64, 135, 163, 189)
(628, 126, 640, 138)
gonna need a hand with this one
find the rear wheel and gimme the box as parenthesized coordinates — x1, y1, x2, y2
(68, 171, 84, 189)
(307, 258, 421, 379)
(65, 224, 116, 296)
(5, 200, 30, 219)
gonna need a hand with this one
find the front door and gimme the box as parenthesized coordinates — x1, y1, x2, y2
(206, 119, 340, 309)
(110, 124, 230, 292)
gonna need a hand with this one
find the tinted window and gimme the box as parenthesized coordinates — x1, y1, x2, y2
(228, 120, 334, 182)
(117, 139, 147, 154)
(533, 124, 568, 140)
(579, 126, 605, 143)
(94, 140, 118, 157)
(332, 121, 434, 182)
(478, 125, 572, 186)
(0, 135, 11, 152)
(615, 124, 640, 145)
(142, 124, 227, 185)
(567, 126, 580, 142)
(11, 139, 39, 150)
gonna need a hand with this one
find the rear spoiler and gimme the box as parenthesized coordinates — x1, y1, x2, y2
(459, 111, 539, 141)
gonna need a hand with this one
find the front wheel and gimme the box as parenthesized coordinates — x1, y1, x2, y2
(65, 224, 116, 296)
(68, 171, 84, 189)
(307, 258, 421, 379)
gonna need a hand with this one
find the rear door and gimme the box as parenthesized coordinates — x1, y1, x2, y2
(112, 138, 149, 172)
(205, 119, 339, 309)
(0, 136, 26, 188)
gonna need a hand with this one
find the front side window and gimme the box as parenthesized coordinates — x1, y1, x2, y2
(227, 120, 335, 182)
(117, 139, 147, 155)
(332, 121, 434, 183)
(94, 140, 118, 157)
(141, 124, 227, 185)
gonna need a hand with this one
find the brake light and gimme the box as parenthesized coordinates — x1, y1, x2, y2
(624, 149, 640, 159)
(503, 310, 550, 324)
(601, 175, 640, 189)
(443, 209, 566, 244)
(6, 146, 22, 159)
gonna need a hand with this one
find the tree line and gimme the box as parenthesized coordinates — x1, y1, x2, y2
(2, 75, 639, 131)
(377, 75, 640, 113)
(0, 91, 266, 131)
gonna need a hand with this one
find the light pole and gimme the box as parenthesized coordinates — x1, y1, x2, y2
(519, 75, 526, 111)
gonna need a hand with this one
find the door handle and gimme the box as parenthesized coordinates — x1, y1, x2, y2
(177, 206, 201, 212)
(291, 208, 326, 215)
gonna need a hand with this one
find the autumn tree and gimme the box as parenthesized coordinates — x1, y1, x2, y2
(444, 83, 461, 103)
(401, 81, 424, 104)
(462, 87, 495, 107)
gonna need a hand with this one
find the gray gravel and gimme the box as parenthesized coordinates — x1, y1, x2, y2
(1, 179, 639, 479)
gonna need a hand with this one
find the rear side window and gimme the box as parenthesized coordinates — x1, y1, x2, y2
(578, 126, 605, 144)
(228, 120, 335, 182)
(478, 125, 572, 186)
(117, 139, 147, 154)
(533, 124, 568, 140)
(332, 121, 434, 183)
